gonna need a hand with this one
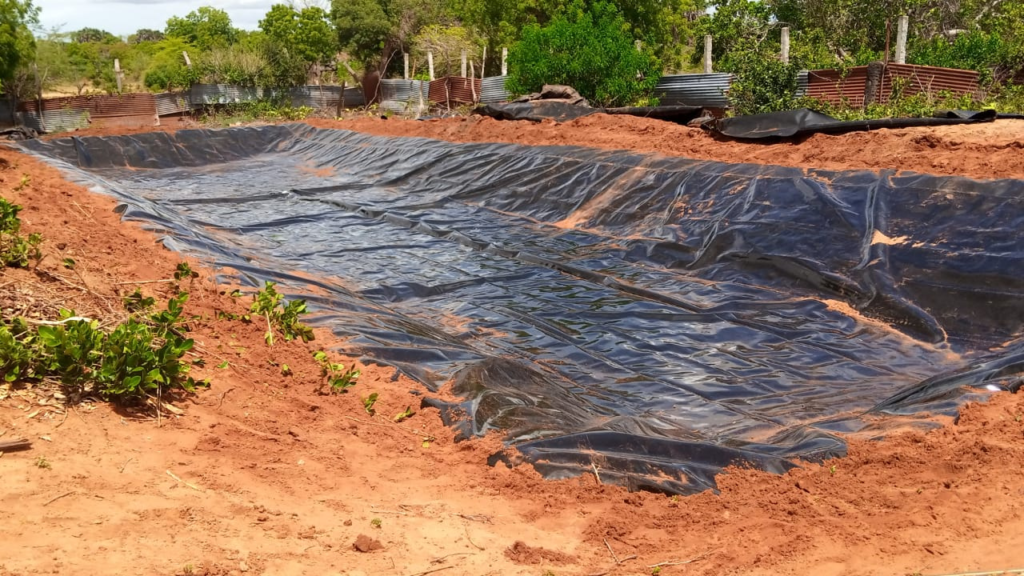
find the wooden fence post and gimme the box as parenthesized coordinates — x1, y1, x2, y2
(403, 53, 409, 80)
(182, 51, 192, 68)
(470, 61, 477, 102)
(427, 51, 434, 81)
(703, 35, 713, 73)
(501, 48, 508, 76)
(461, 50, 467, 77)
(481, 45, 487, 78)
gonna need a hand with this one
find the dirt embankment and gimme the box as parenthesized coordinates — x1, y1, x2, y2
(1, 128, 1023, 576)
(309, 114, 1024, 181)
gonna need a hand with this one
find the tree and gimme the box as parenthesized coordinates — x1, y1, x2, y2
(411, 24, 481, 78)
(260, 4, 337, 68)
(0, 0, 39, 92)
(165, 6, 237, 51)
(131, 29, 165, 44)
(144, 38, 199, 91)
(330, 0, 445, 74)
(506, 1, 662, 107)
(72, 27, 118, 44)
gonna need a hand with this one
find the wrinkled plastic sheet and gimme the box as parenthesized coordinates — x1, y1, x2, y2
(474, 102, 703, 124)
(710, 108, 998, 139)
(18, 125, 1024, 493)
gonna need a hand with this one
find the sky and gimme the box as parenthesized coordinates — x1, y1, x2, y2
(35, 0, 279, 37)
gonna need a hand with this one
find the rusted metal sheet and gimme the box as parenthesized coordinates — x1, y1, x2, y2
(23, 93, 157, 118)
(428, 77, 482, 107)
(883, 64, 979, 99)
(806, 67, 869, 107)
(807, 64, 979, 107)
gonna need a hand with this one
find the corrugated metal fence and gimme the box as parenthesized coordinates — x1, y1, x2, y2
(0, 65, 983, 133)
(806, 64, 979, 107)
(655, 73, 733, 108)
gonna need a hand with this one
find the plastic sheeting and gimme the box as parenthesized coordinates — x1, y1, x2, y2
(19, 125, 1024, 493)
(475, 102, 703, 124)
(709, 108, 998, 139)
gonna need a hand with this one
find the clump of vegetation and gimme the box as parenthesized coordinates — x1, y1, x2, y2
(0, 198, 205, 402)
(0, 198, 42, 269)
(312, 350, 359, 395)
(505, 1, 661, 107)
(393, 406, 414, 423)
(724, 41, 801, 116)
(250, 281, 314, 346)
(122, 288, 156, 312)
(362, 392, 378, 415)
(3, 293, 205, 401)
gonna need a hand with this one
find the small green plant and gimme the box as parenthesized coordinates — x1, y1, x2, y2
(281, 363, 292, 376)
(0, 198, 43, 269)
(35, 456, 51, 469)
(394, 406, 414, 423)
(149, 292, 189, 334)
(370, 518, 382, 529)
(250, 281, 314, 346)
(363, 392, 378, 415)
(829, 464, 837, 476)
(174, 262, 197, 281)
(14, 174, 30, 191)
(312, 350, 359, 394)
(217, 361, 229, 369)
(652, 567, 662, 575)
(182, 564, 194, 576)
(122, 289, 156, 313)
(61, 257, 76, 269)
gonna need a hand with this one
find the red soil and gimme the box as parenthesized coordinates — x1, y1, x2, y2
(1, 121, 1023, 576)
(311, 114, 1024, 181)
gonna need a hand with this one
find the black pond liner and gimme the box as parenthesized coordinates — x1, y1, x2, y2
(708, 108, 1001, 139)
(474, 102, 704, 124)
(16, 124, 1024, 494)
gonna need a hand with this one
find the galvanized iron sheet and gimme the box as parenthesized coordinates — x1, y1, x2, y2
(655, 73, 732, 108)
(480, 76, 510, 104)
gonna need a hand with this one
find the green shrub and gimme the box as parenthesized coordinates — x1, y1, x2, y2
(909, 30, 1018, 84)
(95, 317, 196, 399)
(250, 281, 314, 345)
(0, 198, 42, 268)
(723, 42, 801, 116)
(505, 1, 661, 107)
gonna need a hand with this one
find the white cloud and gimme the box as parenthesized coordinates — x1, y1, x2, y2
(35, 0, 278, 36)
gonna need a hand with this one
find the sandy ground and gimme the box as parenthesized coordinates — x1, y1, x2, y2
(2, 119, 1024, 576)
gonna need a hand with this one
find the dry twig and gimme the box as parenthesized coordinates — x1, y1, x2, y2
(604, 538, 620, 564)
(648, 549, 715, 568)
(44, 491, 77, 506)
(166, 469, 202, 492)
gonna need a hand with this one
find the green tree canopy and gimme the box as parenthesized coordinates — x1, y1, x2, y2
(131, 29, 165, 44)
(165, 6, 238, 51)
(72, 27, 118, 44)
(506, 1, 661, 107)
(0, 0, 39, 92)
(260, 4, 337, 67)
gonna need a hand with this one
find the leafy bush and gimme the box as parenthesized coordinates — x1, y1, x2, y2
(95, 317, 196, 399)
(250, 281, 314, 345)
(2, 300, 201, 402)
(313, 350, 359, 394)
(0, 198, 42, 268)
(723, 42, 801, 116)
(909, 30, 1017, 84)
(505, 1, 661, 107)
